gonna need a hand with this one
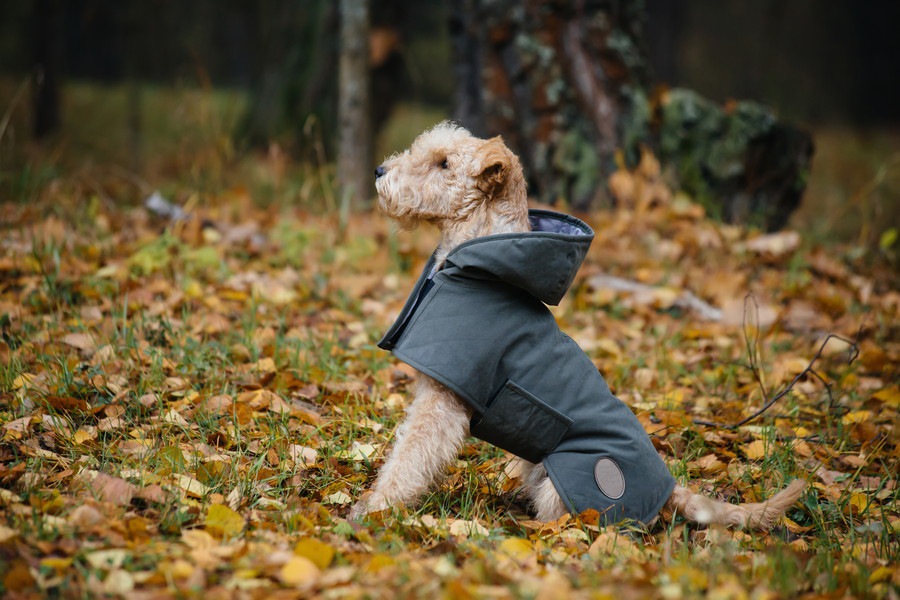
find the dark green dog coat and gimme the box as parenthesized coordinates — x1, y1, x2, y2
(378, 209, 676, 525)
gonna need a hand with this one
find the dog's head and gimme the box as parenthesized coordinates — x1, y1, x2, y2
(374, 122, 526, 230)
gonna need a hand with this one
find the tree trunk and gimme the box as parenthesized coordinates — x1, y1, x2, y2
(338, 0, 373, 207)
(32, 0, 63, 139)
(449, 0, 647, 209)
(449, 0, 813, 230)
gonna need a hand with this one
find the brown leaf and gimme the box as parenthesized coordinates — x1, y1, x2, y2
(39, 395, 90, 413)
(61, 332, 97, 355)
(81, 471, 136, 506)
(135, 484, 168, 504)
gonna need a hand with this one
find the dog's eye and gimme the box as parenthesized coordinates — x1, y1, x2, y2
(440, 159, 449, 169)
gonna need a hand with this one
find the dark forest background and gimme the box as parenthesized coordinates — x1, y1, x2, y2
(0, 0, 898, 243)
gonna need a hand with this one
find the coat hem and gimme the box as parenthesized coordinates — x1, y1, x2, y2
(542, 457, 677, 526)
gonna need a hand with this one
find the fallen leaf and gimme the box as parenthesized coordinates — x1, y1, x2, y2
(287, 445, 318, 466)
(872, 386, 900, 407)
(175, 475, 210, 498)
(740, 230, 800, 257)
(323, 491, 352, 505)
(448, 519, 489, 538)
(497, 537, 533, 560)
(741, 440, 769, 460)
(80, 471, 137, 506)
(0, 524, 18, 543)
(182, 529, 217, 550)
(103, 570, 135, 595)
(61, 332, 97, 354)
(338, 442, 378, 462)
(205, 504, 245, 537)
(85, 549, 130, 570)
(279, 556, 320, 587)
(68, 505, 105, 530)
(588, 531, 643, 560)
(293, 538, 335, 569)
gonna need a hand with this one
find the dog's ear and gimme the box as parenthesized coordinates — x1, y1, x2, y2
(473, 136, 512, 198)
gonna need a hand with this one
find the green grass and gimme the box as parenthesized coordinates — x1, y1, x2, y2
(0, 79, 897, 598)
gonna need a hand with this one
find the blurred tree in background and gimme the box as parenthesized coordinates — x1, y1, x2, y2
(449, 0, 815, 229)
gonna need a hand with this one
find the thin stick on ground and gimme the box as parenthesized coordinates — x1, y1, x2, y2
(694, 301, 860, 429)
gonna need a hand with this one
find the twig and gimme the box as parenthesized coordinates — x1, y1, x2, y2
(587, 274, 723, 321)
(740, 294, 769, 403)
(0, 77, 30, 146)
(693, 332, 859, 429)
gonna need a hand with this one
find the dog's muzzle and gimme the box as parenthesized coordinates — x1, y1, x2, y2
(374, 165, 386, 179)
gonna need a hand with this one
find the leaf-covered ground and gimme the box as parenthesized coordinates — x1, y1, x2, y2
(0, 167, 898, 598)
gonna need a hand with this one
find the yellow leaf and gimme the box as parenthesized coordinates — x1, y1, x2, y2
(741, 440, 768, 460)
(782, 516, 813, 535)
(497, 537, 533, 560)
(12, 373, 35, 390)
(844, 492, 871, 515)
(253, 357, 277, 374)
(40, 557, 73, 571)
(280, 556, 319, 587)
(72, 429, 94, 445)
(664, 389, 685, 405)
(162, 559, 195, 580)
(364, 554, 395, 573)
(872, 386, 900, 407)
(778, 356, 813, 375)
(842, 410, 873, 425)
(205, 504, 245, 537)
(588, 531, 642, 560)
(294, 538, 335, 570)
(594, 338, 622, 357)
(789, 439, 813, 458)
(690, 453, 726, 475)
(175, 475, 210, 498)
(665, 565, 708, 591)
(869, 566, 895, 585)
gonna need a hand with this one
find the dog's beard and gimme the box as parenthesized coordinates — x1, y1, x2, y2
(376, 193, 421, 231)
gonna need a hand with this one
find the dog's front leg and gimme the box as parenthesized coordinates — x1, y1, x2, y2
(350, 375, 470, 518)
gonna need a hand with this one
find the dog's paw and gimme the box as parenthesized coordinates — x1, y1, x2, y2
(348, 492, 389, 520)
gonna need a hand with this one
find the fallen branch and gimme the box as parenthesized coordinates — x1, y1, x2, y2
(693, 331, 860, 429)
(587, 274, 723, 321)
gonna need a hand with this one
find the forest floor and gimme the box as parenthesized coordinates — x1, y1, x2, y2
(0, 83, 899, 598)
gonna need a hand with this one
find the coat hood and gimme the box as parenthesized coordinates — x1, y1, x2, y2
(442, 209, 594, 305)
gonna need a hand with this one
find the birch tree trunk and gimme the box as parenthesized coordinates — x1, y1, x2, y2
(338, 0, 372, 208)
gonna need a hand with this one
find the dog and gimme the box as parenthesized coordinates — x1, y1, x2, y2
(350, 121, 805, 529)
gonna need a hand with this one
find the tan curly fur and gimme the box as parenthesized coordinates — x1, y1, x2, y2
(350, 122, 806, 530)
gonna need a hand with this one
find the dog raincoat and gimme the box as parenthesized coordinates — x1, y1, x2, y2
(378, 209, 676, 525)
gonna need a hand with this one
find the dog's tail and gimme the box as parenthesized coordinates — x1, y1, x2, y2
(664, 479, 806, 529)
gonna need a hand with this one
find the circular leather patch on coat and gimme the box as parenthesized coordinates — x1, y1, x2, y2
(593, 457, 625, 499)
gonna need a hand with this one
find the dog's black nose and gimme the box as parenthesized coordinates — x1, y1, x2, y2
(374, 165, 386, 179)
